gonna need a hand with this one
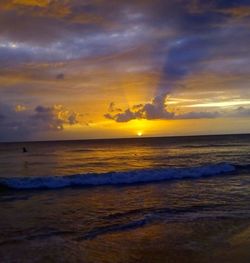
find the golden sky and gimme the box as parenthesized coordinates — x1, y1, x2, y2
(0, 0, 249, 141)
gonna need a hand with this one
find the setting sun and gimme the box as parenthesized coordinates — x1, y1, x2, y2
(0, 1, 249, 262)
(137, 131, 143, 137)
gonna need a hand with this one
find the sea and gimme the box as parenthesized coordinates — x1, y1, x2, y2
(0, 134, 249, 263)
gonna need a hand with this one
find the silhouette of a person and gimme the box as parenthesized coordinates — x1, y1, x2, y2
(22, 147, 27, 153)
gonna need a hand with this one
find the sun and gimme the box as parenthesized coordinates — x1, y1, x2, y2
(137, 131, 143, 137)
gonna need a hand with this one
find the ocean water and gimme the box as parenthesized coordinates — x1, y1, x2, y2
(0, 134, 250, 262)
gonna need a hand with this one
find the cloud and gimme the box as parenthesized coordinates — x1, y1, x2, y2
(56, 73, 65, 80)
(0, 0, 249, 95)
(0, 103, 87, 141)
(231, 106, 250, 117)
(220, 6, 250, 18)
(104, 93, 220, 122)
(31, 105, 65, 131)
(105, 102, 122, 113)
(105, 108, 136, 122)
(175, 111, 219, 119)
(15, 104, 27, 112)
(0, 0, 249, 140)
(105, 93, 173, 122)
(30, 105, 85, 131)
(11, 0, 50, 7)
(0, 113, 5, 121)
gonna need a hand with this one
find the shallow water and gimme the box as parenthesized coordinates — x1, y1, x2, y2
(0, 134, 249, 178)
(0, 134, 249, 262)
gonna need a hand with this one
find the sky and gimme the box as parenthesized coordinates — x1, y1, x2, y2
(0, 0, 249, 142)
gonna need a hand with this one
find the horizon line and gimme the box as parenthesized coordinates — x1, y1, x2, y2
(1, 132, 249, 144)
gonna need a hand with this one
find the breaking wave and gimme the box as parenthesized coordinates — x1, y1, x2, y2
(0, 163, 236, 190)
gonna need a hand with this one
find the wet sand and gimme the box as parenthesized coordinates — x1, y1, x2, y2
(0, 217, 249, 263)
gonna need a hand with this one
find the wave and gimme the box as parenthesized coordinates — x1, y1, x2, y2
(79, 218, 148, 240)
(79, 203, 246, 240)
(0, 163, 236, 190)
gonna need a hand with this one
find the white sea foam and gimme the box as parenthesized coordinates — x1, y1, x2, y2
(0, 163, 235, 190)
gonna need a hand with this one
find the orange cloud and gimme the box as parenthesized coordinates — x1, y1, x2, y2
(221, 6, 250, 18)
(0, 0, 71, 19)
(15, 104, 27, 112)
(13, 0, 50, 7)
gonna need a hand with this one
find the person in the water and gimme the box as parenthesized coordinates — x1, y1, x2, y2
(22, 147, 27, 153)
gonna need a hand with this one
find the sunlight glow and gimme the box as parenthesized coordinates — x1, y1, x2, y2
(137, 131, 143, 137)
(185, 100, 250, 108)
